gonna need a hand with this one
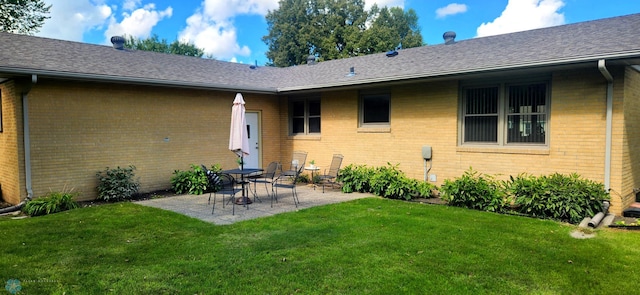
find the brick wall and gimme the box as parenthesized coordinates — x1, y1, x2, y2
(4, 66, 636, 214)
(282, 67, 631, 214)
(0, 80, 24, 204)
(622, 66, 640, 211)
(25, 79, 279, 201)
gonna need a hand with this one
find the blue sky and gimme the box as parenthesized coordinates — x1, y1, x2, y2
(36, 0, 640, 66)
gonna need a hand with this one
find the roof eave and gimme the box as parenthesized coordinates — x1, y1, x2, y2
(276, 50, 640, 93)
(0, 67, 279, 94)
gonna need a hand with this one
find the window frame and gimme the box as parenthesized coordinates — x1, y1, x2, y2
(288, 95, 321, 136)
(359, 90, 391, 128)
(459, 79, 550, 147)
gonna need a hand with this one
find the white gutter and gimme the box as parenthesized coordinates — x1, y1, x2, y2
(278, 50, 640, 92)
(598, 60, 613, 191)
(1, 74, 38, 213)
(22, 74, 37, 200)
(0, 67, 278, 94)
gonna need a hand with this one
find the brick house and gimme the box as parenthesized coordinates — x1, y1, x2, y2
(1, 13, 640, 214)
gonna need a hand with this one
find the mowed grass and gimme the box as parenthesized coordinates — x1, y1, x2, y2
(1, 198, 639, 294)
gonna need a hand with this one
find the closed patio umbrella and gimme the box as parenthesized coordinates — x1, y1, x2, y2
(229, 93, 250, 169)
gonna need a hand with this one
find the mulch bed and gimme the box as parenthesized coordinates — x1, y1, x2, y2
(78, 189, 180, 207)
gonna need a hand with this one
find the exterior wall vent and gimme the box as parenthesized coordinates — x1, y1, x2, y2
(110, 36, 125, 50)
(443, 31, 456, 45)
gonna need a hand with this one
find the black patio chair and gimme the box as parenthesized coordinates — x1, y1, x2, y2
(248, 161, 279, 207)
(273, 164, 300, 208)
(210, 173, 243, 215)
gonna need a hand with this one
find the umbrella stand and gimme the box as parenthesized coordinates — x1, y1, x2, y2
(233, 151, 252, 205)
(229, 93, 251, 205)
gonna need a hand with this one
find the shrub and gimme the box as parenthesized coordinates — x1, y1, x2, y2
(171, 164, 221, 195)
(296, 173, 311, 184)
(338, 164, 375, 193)
(338, 163, 435, 199)
(23, 191, 79, 216)
(440, 168, 509, 213)
(96, 166, 140, 201)
(370, 163, 404, 198)
(509, 173, 609, 224)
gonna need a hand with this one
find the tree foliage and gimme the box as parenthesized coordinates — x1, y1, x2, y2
(263, 0, 423, 67)
(124, 34, 205, 57)
(0, 0, 51, 35)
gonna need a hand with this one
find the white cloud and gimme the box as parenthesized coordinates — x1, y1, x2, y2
(179, 12, 251, 60)
(37, 0, 112, 41)
(436, 3, 468, 19)
(179, 0, 279, 61)
(476, 0, 565, 37)
(363, 0, 404, 10)
(104, 4, 173, 41)
(123, 0, 142, 11)
(201, 0, 279, 21)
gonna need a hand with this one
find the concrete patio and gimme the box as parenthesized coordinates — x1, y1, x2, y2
(136, 184, 374, 225)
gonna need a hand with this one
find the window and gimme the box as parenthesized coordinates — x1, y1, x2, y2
(461, 81, 548, 146)
(360, 91, 390, 126)
(290, 97, 320, 135)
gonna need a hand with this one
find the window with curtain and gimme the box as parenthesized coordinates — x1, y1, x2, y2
(462, 81, 548, 146)
(290, 97, 320, 135)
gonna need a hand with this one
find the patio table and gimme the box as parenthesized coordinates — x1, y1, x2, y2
(221, 168, 263, 205)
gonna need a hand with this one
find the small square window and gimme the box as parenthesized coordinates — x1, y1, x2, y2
(360, 92, 390, 126)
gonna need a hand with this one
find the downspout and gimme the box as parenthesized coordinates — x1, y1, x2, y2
(597, 60, 613, 191)
(0, 74, 37, 214)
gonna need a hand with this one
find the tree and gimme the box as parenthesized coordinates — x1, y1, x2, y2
(262, 0, 317, 67)
(262, 0, 424, 67)
(358, 6, 423, 55)
(124, 34, 205, 57)
(0, 0, 51, 35)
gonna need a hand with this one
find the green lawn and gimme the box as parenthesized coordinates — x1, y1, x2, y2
(1, 198, 639, 294)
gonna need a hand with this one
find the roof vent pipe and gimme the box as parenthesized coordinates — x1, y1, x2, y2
(307, 55, 317, 65)
(443, 31, 456, 45)
(110, 36, 125, 50)
(346, 67, 355, 77)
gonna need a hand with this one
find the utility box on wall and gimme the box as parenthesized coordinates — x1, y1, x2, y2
(422, 145, 432, 160)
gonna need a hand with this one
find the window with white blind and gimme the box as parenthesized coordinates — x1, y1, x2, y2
(290, 97, 320, 135)
(461, 81, 548, 146)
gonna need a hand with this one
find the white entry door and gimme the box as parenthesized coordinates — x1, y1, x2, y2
(244, 112, 260, 168)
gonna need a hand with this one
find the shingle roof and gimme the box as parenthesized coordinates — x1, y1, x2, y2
(277, 13, 640, 91)
(1, 13, 640, 94)
(0, 33, 282, 93)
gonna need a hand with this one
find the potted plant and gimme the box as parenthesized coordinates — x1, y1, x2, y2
(309, 160, 316, 169)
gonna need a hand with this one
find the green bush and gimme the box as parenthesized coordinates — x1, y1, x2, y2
(338, 163, 435, 199)
(337, 164, 375, 193)
(23, 191, 79, 216)
(509, 173, 609, 224)
(171, 164, 221, 195)
(440, 168, 509, 213)
(96, 165, 140, 201)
